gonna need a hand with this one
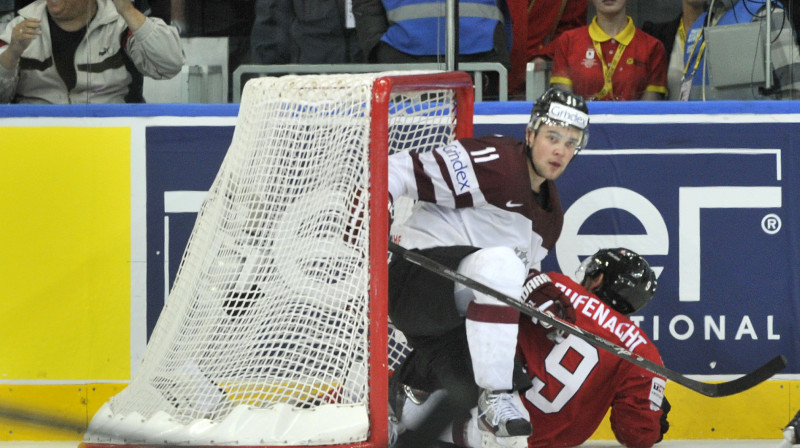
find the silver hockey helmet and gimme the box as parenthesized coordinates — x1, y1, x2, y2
(528, 87, 590, 152)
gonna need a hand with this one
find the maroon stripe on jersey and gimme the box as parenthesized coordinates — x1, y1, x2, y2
(454, 187, 473, 208)
(456, 193, 472, 208)
(431, 149, 474, 208)
(410, 152, 436, 202)
(466, 302, 520, 324)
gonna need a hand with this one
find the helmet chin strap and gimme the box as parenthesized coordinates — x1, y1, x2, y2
(525, 126, 546, 180)
(525, 142, 544, 179)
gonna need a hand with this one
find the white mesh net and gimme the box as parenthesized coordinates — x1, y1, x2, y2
(85, 72, 464, 446)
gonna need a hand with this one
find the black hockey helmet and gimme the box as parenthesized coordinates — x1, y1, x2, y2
(575, 248, 657, 315)
(528, 87, 590, 152)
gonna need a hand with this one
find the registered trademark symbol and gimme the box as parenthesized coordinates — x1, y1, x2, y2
(761, 213, 782, 234)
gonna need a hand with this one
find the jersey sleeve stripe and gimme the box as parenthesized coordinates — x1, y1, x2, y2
(430, 151, 459, 206)
(431, 145, 475, 208)
(466, 302, 520, 324)
(410, 152, 436, 202)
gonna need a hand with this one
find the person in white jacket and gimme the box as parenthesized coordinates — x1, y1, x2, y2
(0, 0, 183, 103)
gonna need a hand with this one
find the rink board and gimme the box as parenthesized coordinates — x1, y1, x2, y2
(0, 101, 797, 441)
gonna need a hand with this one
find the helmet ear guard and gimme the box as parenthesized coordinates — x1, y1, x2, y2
(528, 88, 590, 152)
(575, 248, 657, 315)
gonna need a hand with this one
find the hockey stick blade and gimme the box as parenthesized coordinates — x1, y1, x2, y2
(389, 242, 788, 397)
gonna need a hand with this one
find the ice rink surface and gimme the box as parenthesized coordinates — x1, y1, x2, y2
(0, 441, 792, 448)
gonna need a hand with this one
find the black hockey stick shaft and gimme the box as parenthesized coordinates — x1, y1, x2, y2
(0, 403, 87, 434)
(389, 242, 787, 398)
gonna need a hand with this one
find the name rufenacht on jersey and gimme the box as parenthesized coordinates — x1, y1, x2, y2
(555, 281, 648, 351)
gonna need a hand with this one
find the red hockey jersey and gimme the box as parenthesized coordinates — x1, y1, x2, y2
(517, 272, 665, 448)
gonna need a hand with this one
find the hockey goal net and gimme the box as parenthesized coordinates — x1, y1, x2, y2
(82, 71, 474, 447)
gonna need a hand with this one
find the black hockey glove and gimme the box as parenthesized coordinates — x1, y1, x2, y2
(521, 270, 576, 342)
(657, 396, 671, 443)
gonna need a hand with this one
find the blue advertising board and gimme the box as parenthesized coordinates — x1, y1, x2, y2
(543, 135, 791, 375)
(145, 125, 233, 337)
(143, 101, 800, 376)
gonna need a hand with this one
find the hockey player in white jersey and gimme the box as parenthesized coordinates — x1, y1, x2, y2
(387, 88, 589, 447)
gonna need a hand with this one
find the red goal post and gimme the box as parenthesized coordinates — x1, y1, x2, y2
(81, 71, 474, 448)
(367, 72, 474, 448)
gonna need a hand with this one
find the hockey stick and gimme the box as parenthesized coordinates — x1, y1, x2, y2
(0, 403, 87, 434)
(388, 242, 787, 398)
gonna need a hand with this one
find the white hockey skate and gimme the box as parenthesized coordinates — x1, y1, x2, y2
(474, 389, 530, 448)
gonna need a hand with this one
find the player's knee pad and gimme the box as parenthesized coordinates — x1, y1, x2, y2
(456, 247, 526, 306)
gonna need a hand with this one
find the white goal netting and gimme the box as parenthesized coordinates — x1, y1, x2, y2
(85, 72, 469, 446)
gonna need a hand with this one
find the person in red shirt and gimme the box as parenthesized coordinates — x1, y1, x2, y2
(507, 0, 588, 97)
(549, 0, 667, 100)
(390, 248, 670, 448)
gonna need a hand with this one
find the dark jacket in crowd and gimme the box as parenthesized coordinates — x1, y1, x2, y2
(250, 0, 363, 64)
(642, 14, 681, 58)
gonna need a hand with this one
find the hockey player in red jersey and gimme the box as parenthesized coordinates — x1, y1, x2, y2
(415, 248, 669, 448)
(515, 248, 668, 448)
(386, 88, 589, 447)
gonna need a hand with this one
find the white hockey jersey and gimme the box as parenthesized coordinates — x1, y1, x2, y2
(388, 135, 563, 269)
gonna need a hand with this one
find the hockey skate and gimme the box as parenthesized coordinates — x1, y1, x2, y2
(475, 389, 531, 448)
(388, 379, 437, 447)
(388, 380, 408, 447)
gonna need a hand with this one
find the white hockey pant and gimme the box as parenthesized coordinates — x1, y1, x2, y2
(457, 247, 526, 391)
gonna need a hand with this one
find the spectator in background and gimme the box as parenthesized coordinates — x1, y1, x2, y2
(250, 0, 363, 64)
(550, 0, 667, 100)
(0, 0, 183, 103)
(681, 0, 800, 100)
(9, 0, 157, 24)
(1, 0, 153, 38)
(642, 0, 707, 100)
(507, 0, 588, 97)
(352, 0, 512, 97)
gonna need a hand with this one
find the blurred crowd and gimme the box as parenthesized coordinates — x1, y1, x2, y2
(1, 0, 800, 103)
